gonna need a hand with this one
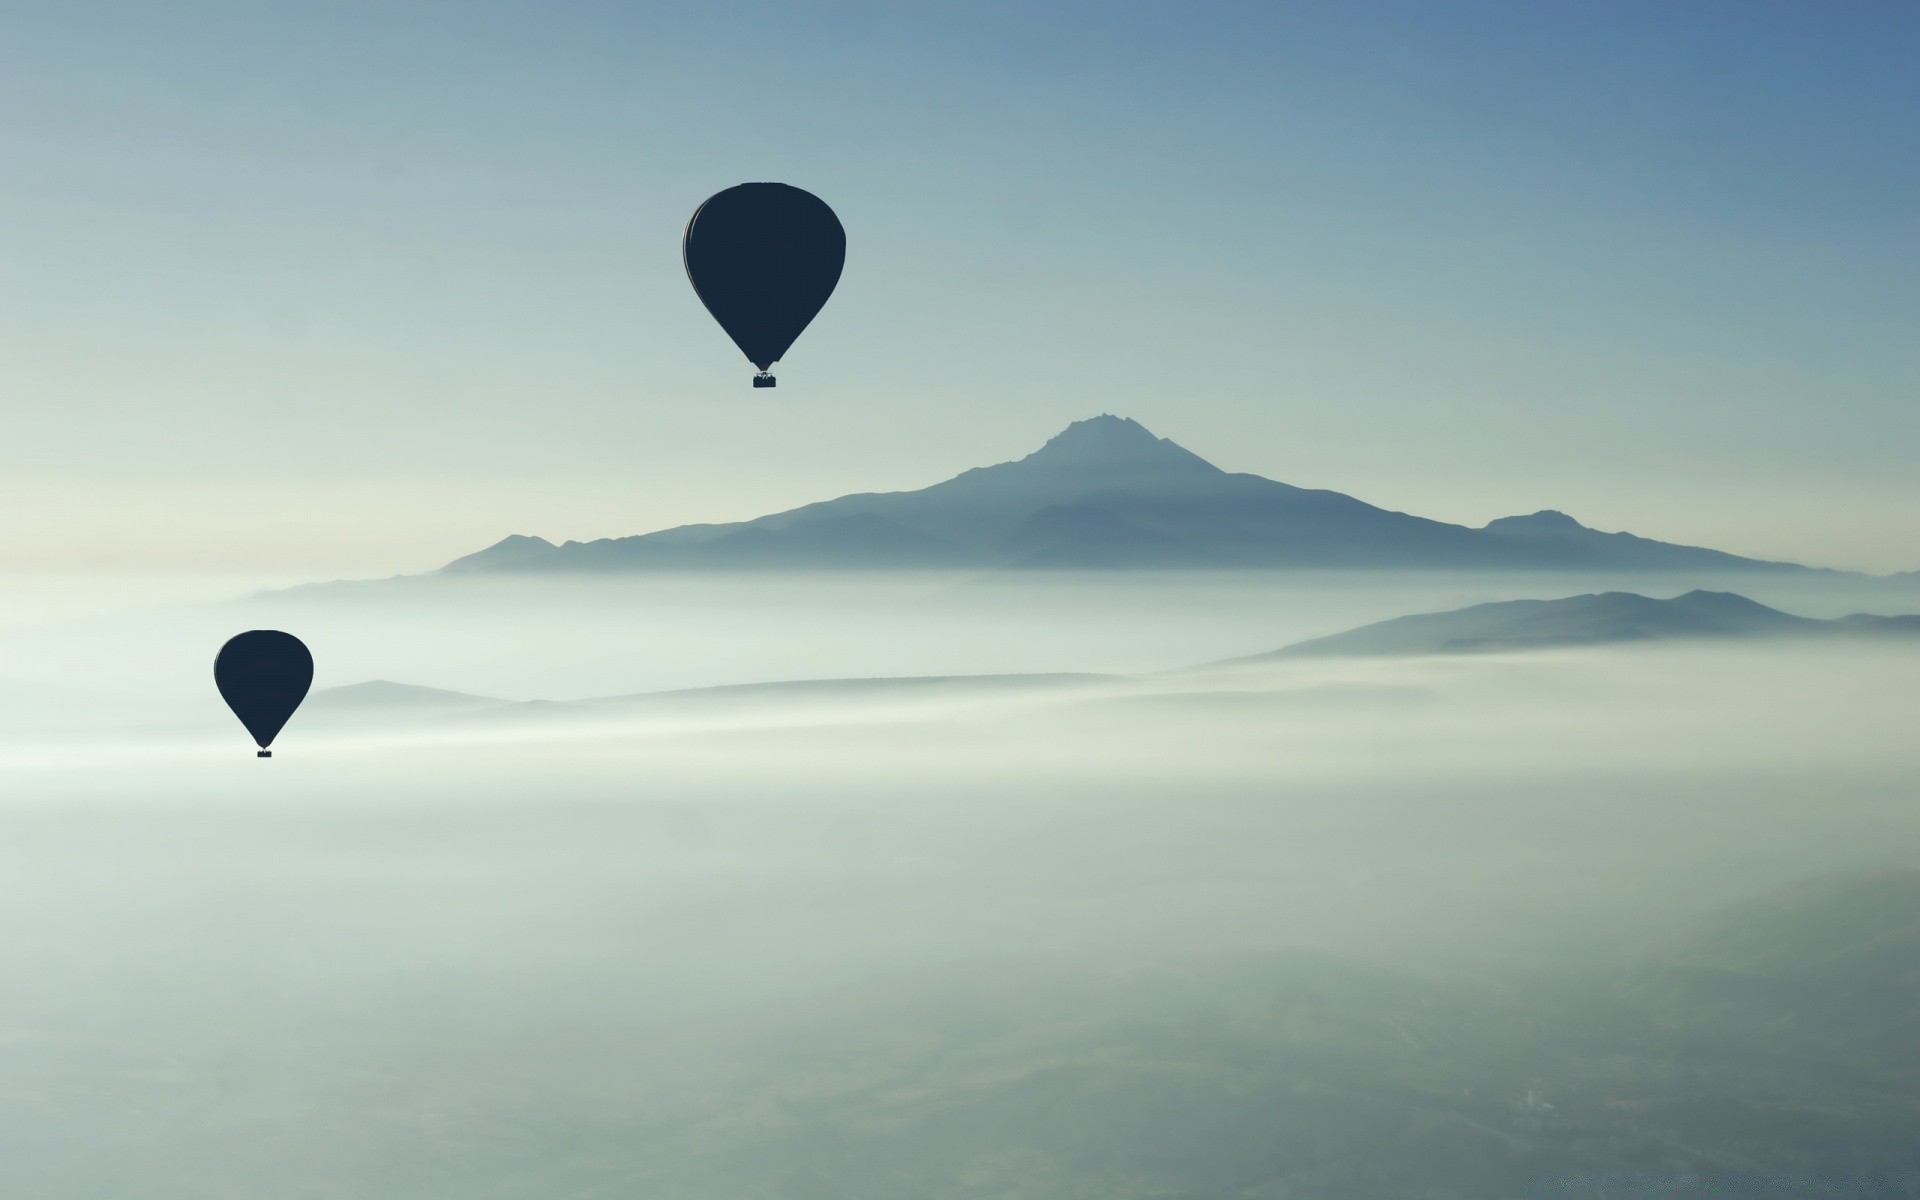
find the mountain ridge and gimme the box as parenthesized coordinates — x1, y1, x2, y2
(315, 591, 1920, 719)
(423, 415, 1851, 576)
(1248, 589, 1920, 659)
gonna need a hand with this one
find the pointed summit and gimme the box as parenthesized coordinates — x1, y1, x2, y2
(1014, 415, 1221, 476)
(443, 533, 558, 573)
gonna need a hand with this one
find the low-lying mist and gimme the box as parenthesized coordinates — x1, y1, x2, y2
(2, 570, 1917, 1196)
(6, 566, 1919, 705)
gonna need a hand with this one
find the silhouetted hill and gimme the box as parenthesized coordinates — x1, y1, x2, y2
(571, 672, 1113, 710)
(464, 673, 1120, 728)
(434, 416, 1835, 575)
(306, 680, 508, 715)
(1256, 590, 1920, 658)
(1477, 509, 1803, 571)
(297, 673, 1124, 735)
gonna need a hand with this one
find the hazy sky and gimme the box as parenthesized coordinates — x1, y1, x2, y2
(3, 1, 1915, 573)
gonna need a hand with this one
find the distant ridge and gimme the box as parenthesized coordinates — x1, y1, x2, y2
(1249, 590, 1920, 659)
(295, 591, 1920, 733)
(306, 680, 508, 713)
(413, 416, 1855, 577)
(302, 672, 1120, 730)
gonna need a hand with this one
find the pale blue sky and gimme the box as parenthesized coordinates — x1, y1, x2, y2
(2, 1, 1915, 571)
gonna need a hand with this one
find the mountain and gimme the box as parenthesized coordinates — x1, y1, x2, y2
(435, 416, 1832, 574)
(1255, 590, 1920, 658)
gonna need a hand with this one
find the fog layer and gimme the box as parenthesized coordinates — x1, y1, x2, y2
(1, 571, 1916, 1196)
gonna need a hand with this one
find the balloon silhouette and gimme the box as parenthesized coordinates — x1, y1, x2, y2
(214, 630, 313, 758)
(683, 183, 845, 387)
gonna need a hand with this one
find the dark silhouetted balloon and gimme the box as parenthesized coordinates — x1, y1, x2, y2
(214, 630, 313, 758)
(683, 183, 845, 386)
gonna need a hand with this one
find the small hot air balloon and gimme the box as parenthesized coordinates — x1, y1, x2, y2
(214, 630, 313, 758)
(683, 183, 845, 387)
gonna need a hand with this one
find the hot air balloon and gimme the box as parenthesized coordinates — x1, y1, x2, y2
(214, 630, 313, 758)
(683, 183, 845, 387)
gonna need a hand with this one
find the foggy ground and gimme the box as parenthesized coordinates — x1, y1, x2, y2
(1, 570, 1917, 1197)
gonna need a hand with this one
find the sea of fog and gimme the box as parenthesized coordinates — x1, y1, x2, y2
(1, 569, 1917, 1197)
(4, 566, 1918, 705)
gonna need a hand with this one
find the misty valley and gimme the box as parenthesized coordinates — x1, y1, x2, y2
(1, 567, 1917, 1198)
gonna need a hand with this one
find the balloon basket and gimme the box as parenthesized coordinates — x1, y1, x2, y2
(753, 373, 776, 388)
(257, 750, 272, 758)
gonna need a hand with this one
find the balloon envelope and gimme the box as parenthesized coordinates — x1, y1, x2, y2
(214, 630, 313, 754)
(683, 183, 845, 379)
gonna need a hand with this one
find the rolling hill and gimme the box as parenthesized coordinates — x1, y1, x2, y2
(1256, 590, 1920, 658)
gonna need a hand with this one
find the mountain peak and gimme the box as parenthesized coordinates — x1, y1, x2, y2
(1670, 589, 1776, 614)
(1481, 510, 1589, 539)
(1015, 415, 1221, 476)
(442, 533, 558, 572)
(1052, 413, 1156, 441)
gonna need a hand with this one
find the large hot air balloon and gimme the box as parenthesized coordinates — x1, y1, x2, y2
(683, 183, 845, 387)
(214, 630, 313, 758)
